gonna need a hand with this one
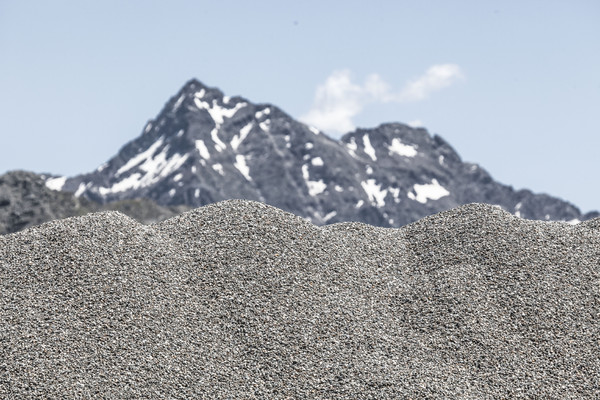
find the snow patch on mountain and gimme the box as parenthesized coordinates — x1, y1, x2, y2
(346, 137, 358, 158)
(212, 163, 224, 175)
(302, 165, 326, 196)
(45, 176, 67, 191)
(323, 210, 337, 221)
(98, 175, 139, 195)
(311, 157, 324, 166)
(195, 140, 211, 159)
(388, 138, 417, 157)
(195, 89, 206, 99)
(259, 120, 271, 132)
(193, 97, 247, 153)
(211, 129, 227, 152)
(99, 150, 189, 195)
(74, 182, 88, 197)
(255, 107, 271, 119)
(231, 122, 253, 151)
(363, 134, 377, 161)
(515, 201, 523, 218)
(388, 187, 401, 203)
(408, 179, 450, 204)
(117, 138, 165, 177)
(142, 150, 188, 182)
(96, 163, 108, 172)
(234, 155, 252, 181)
(173, 95, 185, 111)
(361, 179, 387, 207)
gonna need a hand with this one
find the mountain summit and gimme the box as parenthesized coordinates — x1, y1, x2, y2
(48, 79, 596, 226)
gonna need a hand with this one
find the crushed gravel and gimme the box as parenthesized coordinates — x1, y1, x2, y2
(1, 200, 599, 398)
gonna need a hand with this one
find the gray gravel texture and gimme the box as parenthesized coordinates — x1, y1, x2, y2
(1, 199, 599, 398)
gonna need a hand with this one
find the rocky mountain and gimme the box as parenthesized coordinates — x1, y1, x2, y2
(43, 78, 594, 227)
(2, 78, 594, 234)
(0, 171, 94, 234)
(0, 171, 189, 235)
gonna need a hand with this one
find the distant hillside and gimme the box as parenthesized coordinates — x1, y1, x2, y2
(0, 171, 189, 235)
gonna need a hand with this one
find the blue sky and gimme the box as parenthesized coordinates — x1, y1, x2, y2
(1, 0, 598, 212)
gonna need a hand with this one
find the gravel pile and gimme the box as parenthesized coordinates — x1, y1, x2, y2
(1, 200, 599, 398)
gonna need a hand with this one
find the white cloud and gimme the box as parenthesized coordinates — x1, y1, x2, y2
(408, 119, 424, 128)
(299, 70, 382, 134)
(300, 64, 463, 135)
(395, 64, 464, 102)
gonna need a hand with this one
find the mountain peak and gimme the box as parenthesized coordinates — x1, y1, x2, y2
(182, 78, 209, 92)
(57, 78, 596, 227)
(170, 78, 227, 107)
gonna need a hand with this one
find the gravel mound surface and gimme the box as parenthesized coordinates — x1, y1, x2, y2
(1, 200, 599, 398)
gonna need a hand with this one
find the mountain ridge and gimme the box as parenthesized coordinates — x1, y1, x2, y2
(0, 170, 189, 235)
(1, 78, 596, 233)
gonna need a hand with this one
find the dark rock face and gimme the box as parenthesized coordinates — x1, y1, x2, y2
(55, 78, 595, 227)
(0, 171, 189, 234)
(0, 171, 95, 234)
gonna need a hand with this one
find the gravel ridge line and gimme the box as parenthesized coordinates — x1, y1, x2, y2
(1, 200, 599, 398)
